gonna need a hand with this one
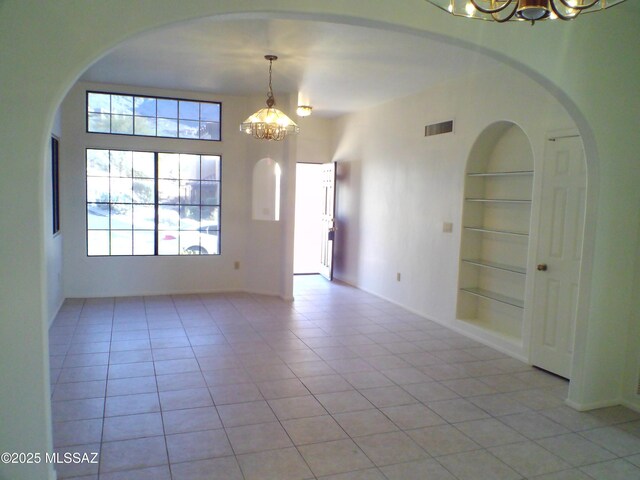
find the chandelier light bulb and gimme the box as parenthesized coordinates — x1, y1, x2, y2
(429, 0, 626, 24)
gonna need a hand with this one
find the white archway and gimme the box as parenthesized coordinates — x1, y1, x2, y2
(1, 3, 638, 479)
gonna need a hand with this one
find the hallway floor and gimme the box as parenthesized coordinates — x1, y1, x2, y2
(49, 275, 640, 479)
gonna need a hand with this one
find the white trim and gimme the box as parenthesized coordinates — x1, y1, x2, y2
(564, 397, 620, 412)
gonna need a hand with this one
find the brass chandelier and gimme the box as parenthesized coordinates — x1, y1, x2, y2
(425, 0, 626, 24)
(240, 55, 299, 141)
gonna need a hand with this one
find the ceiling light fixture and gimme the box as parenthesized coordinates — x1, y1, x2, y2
(240, 55, 299, 141)
(426, 0, 626, 24)
(296, 105, 313, 117)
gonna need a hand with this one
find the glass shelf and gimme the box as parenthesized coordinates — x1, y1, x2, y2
(465, 198, 531, 204)
(460, 287, 524, 309)
(461, 259, 526, 274)
(467, 170, 533, 177)
(464, 227, 528, 237)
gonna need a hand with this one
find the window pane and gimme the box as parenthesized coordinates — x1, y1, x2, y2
(133, 231, 155, 255)
(157, 118, 178, 137)
(111, 115, 133, 134)
(87, 149, 110, 176)
(180, 154, 200, 180)
(180, 233, 203, 255)
(110, 150, 132, 177)
(200, 181, 220, 206)
(110, 178, 133, 203)
(88, 113, 111, 133)
(87, 203, 109, 229)
(202, 206, 219, 228)
(133, 205, 155, 230)
(158, 205, 180, 230)
(180, 180, 199, 205)
(111, 95, 133, 115)
(110, 204, 132, 230)
(133, 151, 155, 178)
(135, 116, 156, 136)
(201, 156, 220, 181)
(199, 121, 220, 140)
(179, 101, 199, 120)
(158, 180, 179, 204)
(88, 93, 110, 113)
(111, 230, 132, 255)
(133, 179, 155, 204)
(158, 153, 179, 179)
(87, 230, 109, 256)
(158, 231, 179, 255)
(86, 177, 110, 203)
(178, 120, 199, 139)
(134, 97, 156, 117)
(200, 103, 220, 121)
(180, 206, 200, 228)
(157, 99, 177, 118)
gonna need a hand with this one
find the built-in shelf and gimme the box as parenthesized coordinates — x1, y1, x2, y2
(467, 170, 533, 177)
(460, 287, 524, 309)
(465, 198, 531, 204)
(457, 123, 534, 355)
(464, 227, 529, 237)
(461, 259, 526, 274)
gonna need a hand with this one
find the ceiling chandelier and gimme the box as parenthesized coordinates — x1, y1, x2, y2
(240, 55, 299, 141)
(425, 0, 626, 24)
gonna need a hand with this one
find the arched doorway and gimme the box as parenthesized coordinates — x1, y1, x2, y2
(3, 3, 638, 479)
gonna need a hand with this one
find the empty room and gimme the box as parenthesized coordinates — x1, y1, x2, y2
(1, 2, 640, 480)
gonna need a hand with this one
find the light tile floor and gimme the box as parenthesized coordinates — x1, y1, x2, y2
(48, 275, 640, 479)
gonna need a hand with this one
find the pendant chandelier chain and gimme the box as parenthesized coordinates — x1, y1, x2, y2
(266, 57, 276, 108)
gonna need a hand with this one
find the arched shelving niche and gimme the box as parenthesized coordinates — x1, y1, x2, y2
(457, 121, 534, 355)
(252, 157, 282, 221)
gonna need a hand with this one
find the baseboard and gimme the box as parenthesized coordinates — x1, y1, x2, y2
(564, 397, 621, 412)
(621, 398, 640, 413)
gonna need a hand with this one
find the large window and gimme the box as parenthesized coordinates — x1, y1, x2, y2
(86, 148, 220, 256)
(87, 91, 221, 141)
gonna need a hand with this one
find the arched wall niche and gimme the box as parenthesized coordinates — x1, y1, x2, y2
(457, 121, 535, 356)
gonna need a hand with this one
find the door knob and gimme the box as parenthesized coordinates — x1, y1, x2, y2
(537, 264, 548, 271)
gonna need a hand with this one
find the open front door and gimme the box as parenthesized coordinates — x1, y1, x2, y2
(319, 162, 336, 280)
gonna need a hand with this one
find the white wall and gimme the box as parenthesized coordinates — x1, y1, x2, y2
(45, 109, 64, 324)
(61, 82, 294, 298)
(332, 64, 577, 348)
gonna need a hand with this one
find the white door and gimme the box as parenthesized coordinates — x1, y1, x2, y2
(531, 135, 586, 379)
(319, 162, 336, 280)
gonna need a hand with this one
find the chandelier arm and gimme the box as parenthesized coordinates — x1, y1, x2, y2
(557, 0, 600, 10)
(550, 0, 582, 19)
(470, 0, 516, 14)
(492, 2, 519, 21)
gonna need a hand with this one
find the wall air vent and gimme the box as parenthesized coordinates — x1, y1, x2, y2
(425, 120, 454, 137)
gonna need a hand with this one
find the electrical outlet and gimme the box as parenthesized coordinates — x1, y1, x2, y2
(396, 272, 401, 282)
(443, 222, 453, 233)
(234, 261, 240, 270)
